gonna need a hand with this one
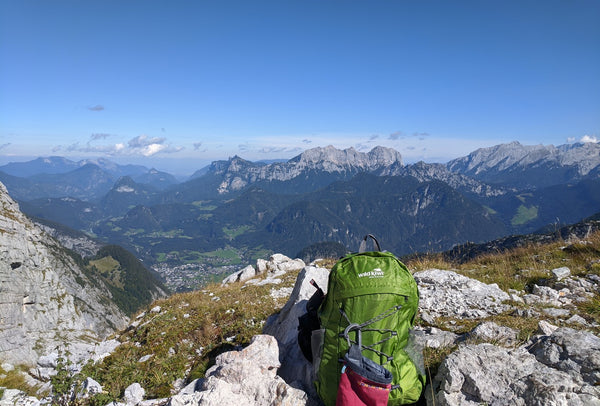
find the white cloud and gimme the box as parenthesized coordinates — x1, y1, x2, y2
(54, 134, 183, 157)
(581, 135, 598, 143)
(568, 135, 598, 144)
(143, 143, 166, 156)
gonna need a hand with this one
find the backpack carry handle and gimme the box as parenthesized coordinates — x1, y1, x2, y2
(359, 234, 381, 253)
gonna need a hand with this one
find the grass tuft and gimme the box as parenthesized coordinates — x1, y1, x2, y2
(79, 270, 300, 401)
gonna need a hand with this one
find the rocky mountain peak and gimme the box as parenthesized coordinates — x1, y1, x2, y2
(209, 155, 256, 175)
(294, 145, 357, 165)
(205, 145, 404, 194)
(446, 141, 550, 174)
(292, 145, 402, 169)
(368, 145, 404, 166)
(113, 175, 137, 187)
(446, 140, 600, 188)
(556, 141, 600, 174)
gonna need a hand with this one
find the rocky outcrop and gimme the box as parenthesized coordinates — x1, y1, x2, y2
(222, 254, 306, 286)
(0, 182, 127, 366)
(262, 265, 330, 396)
(428, 328, 600, 405)
(167, 335, 309, 406)
(35, 221, 102, 258)
(414, 269, 511, 323)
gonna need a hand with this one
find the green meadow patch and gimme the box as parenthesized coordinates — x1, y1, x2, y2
(88, 256, 120, 274)
(222, 225, 252, 239)
(198, 248, 242, 265)
(511, 204, 538, 226)
(191, 201, 218, 211)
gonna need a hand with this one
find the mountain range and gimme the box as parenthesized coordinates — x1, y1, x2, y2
(2, 141, 600, 291)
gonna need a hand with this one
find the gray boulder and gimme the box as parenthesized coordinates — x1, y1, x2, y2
(262, 265, 330, 394)
(78, 377, 103, 399)
(551, 266, 571, 280)
(0, 389, 40, 406)
(168, 335, 308, 406)
(465, 321, 518, 347)
(428, 328, 600, 405)
(223, 254, 306, 286)
(412, 326, 460, 349)
(530, 327, 600, 386)
(414, 269, 511, 323)
(221, 265, 256, 285)
(124, 383, 145, 405)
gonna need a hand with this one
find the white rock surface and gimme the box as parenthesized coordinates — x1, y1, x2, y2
(0, 389, 40, 406)
(167, 335, 308, 406)
(78, 377, 103, 398)
(551, 266, 571, 280)
(414, 269, 511, 323)
(222, 253, 305, 286)
(428, 327, 600, 405)
(124, 383, 145, 405)
(221, 264, 256, 284)
(263, 265, 329, 395)
(0, 182, 127, 366)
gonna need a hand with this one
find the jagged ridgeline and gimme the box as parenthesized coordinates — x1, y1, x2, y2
(2, 143, 600, 292)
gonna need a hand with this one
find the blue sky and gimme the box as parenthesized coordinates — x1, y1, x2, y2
(1, 1, 599, 175)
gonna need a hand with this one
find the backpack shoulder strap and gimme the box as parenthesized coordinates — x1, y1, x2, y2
(358, 234, 381, 253)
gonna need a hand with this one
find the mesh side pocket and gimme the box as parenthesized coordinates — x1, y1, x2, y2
(404, 329, 425, 377)
(311, 328, 325, 377)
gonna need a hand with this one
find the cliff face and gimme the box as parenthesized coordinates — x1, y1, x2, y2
(0, 182, 127, 366)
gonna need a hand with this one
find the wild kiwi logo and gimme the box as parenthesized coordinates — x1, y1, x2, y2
(358, 268, 384, 278)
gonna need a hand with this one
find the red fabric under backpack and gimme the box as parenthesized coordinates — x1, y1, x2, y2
(335, 323, 393, 406)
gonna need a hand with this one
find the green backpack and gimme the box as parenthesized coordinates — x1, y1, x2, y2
(313, 235, 425, 405)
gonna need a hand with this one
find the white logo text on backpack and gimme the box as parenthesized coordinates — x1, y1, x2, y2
(358, 268, 384, 278)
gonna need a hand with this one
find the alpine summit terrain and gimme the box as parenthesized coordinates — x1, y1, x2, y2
(0, 140, 599, 405)
(0, 206, 598, 405)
